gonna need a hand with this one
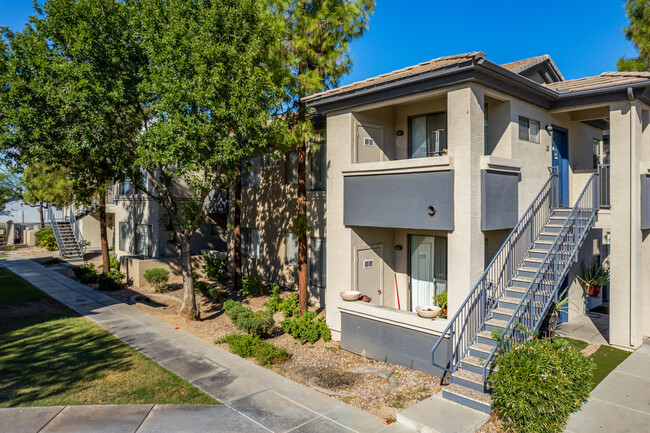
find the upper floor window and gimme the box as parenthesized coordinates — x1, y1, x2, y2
(242, 156, 261, 187)
(410, 113, 447, 158)
(285, 151, 299, 185)
(309, 237, 326, 288)
(309, 139, 326, 192)
(592, 138, 601, 169)
(518, 116, 540, 143)
(241, 227, 260, 259)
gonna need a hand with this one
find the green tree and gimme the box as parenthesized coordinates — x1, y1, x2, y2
(1, 0, 145, 271)
(22, 163, 74, 228)
(619, 0, 650, 71)
(269, 0, 375, 314)
(0, 171, 20, 211)
(132, 0, 286, 319)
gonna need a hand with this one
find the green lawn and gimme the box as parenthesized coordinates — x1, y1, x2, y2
(0, 268, 218, 407)
(557, 336, 631, 390)
(0, 254, 8, 258)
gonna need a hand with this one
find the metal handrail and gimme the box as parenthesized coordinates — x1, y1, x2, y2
(47, 205, 66, 258)
(69, 210, 87, 256)
(481, 173, 599, 382)
(431, 170, 558, 375)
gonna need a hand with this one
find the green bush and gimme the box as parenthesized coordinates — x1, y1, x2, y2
(241, 269, 264, 298)
(42, 257, 62, 266)
(194, 281, 229, 302)
(265, 285, 282, 314)
(490, 338, 594, 433)
(109, 254, 120, 271)
(281, 311, 331, 344)
(72, 263, 97, 284)
(279, 293, 299, 318)
(143, 268, 170, 292)
(97, 270, 125, 291)
(223, 300, 274, 337)
(35, 227, 54, 244)
(203, 252, 228, 283)
(216, 334, 290, 366)
(39, 234, 58, 251)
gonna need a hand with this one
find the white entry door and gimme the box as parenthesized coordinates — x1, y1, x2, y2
(410, 235, 447, 310)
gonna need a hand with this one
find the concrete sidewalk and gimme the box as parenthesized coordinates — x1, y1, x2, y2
(566, 339, 650, 432)
(1, 255, 412, 433)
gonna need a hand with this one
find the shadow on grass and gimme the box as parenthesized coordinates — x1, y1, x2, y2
(0, 312, 136, 406)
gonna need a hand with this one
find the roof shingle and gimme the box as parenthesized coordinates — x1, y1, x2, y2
(544, 71, 650, 93)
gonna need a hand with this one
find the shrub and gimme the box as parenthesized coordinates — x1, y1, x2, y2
(203, 252, 228, 283)
(265, 285, 282, 314)
(216, 334, 290, 366)
(281, 311, 331, 344)
(490, 338, 594, 433)
(194, 281, 229, 302)
(223, 300, 274, 337)
(143, 268, 170, 292)
(97, 270, 125, 291)
(35, 227, 54, 244)
(42, 257, 62, 266)
(109, 254, 120, 271)
(39, 234, 58, 251)
(72, 263, 97, 284)
(241, 269, 264, 298)
(279, 293, 299, 319)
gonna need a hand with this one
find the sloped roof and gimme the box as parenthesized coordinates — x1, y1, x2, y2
(544, 71, 650, 93)
(303, 52, 485, 103)
(501, 54, 564, 81)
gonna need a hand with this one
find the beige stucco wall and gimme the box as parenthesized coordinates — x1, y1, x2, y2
(125, 254, 207, 289)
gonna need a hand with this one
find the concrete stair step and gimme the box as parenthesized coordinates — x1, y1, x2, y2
(484, 318, 508, 332)
(442, 383, 492, 414)
(469, 342, 494, 359)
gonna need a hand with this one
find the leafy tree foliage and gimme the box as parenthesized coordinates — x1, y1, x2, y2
(619, 0, 650, 71)
(0, 172, 21, 211)
(22, 163, 74, 227)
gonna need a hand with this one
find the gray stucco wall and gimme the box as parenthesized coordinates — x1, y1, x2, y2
(340, 312, 449, 377)
(481, 170, 519, 231)
(642, 174, 650, 230)
(343, 171, 454, 230)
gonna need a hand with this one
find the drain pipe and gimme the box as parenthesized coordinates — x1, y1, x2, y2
(627, 87, 640, 347)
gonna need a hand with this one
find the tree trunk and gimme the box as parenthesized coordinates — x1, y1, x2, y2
(99, 194, 110, 272)
(39, 203, 44, 229)
(178, 233, 199, 320)
(233, 166, 243, 290)
(298, 142, 308, 315)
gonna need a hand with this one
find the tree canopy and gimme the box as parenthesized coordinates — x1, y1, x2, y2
(619, 0, 650, 71)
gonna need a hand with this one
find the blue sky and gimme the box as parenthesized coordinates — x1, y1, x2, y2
(1, 0, 639, 85)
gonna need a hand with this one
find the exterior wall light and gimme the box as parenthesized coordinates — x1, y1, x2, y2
(428, 206, 436, 216)
(394, 245, 403, 251)
(545, 125, 553, 133)
(396, 130, 404, 136)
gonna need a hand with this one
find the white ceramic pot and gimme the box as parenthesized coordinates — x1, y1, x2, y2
(415, 305, 442, 319)
(340, 291, 362, 301)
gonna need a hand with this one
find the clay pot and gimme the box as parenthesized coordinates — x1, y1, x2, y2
(360, 295, 372, 302)
(585, 285, 601, 297)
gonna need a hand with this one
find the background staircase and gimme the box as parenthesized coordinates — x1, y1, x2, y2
(431, 170, 601, 413)
(47, 206, 87, 261)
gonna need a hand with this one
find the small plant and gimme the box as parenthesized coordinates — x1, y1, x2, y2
(72, 263, 97, 284)
(281, 311, 331, 344)
(265, 285, 282, 313)
(34, 226, 54, 244)
(279, 293, 299, 319)
(143, 268, 170, 292)
(241, 269, 264, 297)
(434, 290, 448, 318)
(42, 257, 62, 266)
(39, 234, 58, 251)
(223, 300, 275, 337)
(490, 338, 594, 433)
(203, 252, 228, 283)
(109, 254, 120, 271)
(577, 261, 610, 297)
(216, 334, 290, 366)
(97, 270, 125, 291)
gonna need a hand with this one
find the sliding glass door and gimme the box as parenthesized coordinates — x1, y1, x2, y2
(410, 235, 447, 310)
(409, 113, 447, 158)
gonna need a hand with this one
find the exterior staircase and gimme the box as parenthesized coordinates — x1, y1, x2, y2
(431, 170, 601, 413)
(47, 206, 86, 261)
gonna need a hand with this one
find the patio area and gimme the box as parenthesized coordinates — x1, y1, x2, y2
(556, 309, 609, 346)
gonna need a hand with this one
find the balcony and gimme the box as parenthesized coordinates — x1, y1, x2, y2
(342, 157, 454, 230)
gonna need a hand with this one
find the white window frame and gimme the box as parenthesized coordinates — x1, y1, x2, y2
(518, 116, 540, 143)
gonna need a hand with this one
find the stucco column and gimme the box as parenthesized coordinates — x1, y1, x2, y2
(446, 85, 485, 315)
(609, 100, 643, 348)
(325, 111, 354, 339)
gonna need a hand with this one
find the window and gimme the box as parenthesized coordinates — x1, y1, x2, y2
(242, 156, 262, 187)
(119, 179, 133, 196)
(285, 151, 299, 185)
(309, 139, 326, 191)
(309, 238, 326, 288)
(592, 138, 601, 169)
(518, 116, 540, 143)
(134, 224, 151, 257)
(285, 232, 298, 265)
(484, 103, 489, 155)
(118, 222, 131, 253)
(409, 112, 447, 158)
(241, 228, 260, 259)
(264, 153, 281, 169)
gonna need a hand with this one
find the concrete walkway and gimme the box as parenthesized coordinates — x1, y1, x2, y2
(0, 255, 413, 433)
(566, 339, 650, 432)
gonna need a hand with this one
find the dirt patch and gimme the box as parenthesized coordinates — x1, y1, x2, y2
(51, 268, 439, 420)
(11, 245, 57, 258)
(475, 415, 506, 433)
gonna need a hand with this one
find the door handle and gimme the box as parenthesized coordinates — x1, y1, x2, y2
(378, 289, 382, 294)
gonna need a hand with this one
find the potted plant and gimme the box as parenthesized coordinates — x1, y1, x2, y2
(434, 290, 448, 319)
(577, 261, 610, 297)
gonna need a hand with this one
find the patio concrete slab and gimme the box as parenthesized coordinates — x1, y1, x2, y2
(609, 350, 650, 380)
(158, 355, 225, 382)
(287, 416, 354, 432)
(0, 406, 64, 433)
(589, 371, 650, 413)
(228, 390, 317, 432)
(135, 405, 268, 433)
(39, 404, 152, 433)
(324, 403, 393, 433)
(565, 397, 650, 433)
(396, 394, 489, 433)
(191, 370, 268, 404)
